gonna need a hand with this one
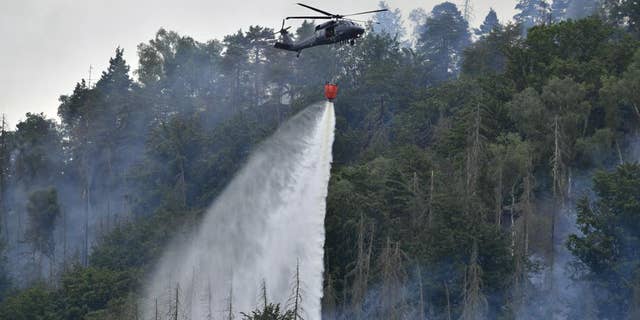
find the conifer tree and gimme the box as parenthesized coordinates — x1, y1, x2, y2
(514, 0, 552, 34)
(25, 188, 60, 278)
(475, 9, 500, 37)
(373, 1, 406, 40)
(416, 2, 471, 82)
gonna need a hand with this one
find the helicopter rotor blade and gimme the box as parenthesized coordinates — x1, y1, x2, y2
(346, 18, 377, 24)
(296, 3, 335, 17)
(274, 26, 292, 36)
(344, 9, 389, 17)
(286, 16, 332, 20)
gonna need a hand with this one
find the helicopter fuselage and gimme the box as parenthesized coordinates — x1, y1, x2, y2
(275, 20, 365, 54)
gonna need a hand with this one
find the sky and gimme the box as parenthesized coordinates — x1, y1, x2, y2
(0, 0, 516, 128)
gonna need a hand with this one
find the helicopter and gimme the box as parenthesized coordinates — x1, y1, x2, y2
(274, 3, 388, 57)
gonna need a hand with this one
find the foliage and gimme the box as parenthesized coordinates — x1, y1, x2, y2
(476, 9, 501, 37)
(242, 303, 295, 320)
(415, 2, 471, 82)
(568, 163, 640, 318)
(25, 188, 60, 258)
(1, 3, 640, 320)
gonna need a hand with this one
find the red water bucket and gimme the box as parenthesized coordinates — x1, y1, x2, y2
(324, 83, 338, 101)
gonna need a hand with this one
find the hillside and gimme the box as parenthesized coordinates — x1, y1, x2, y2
(0, 1, 640, 319)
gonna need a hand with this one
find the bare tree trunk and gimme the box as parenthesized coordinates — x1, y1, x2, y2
(466, 103, 482, 195)
(261, 279, 268, 309)
(82, 118, 92, 267)
(0, 114, 7, 244)
(632, 103, 640, 123)
(178, 157, 187, 209)
(352, 213, 373, 320)
(189, 267, 196, 318)
(549, 116, 563, 308)
(62, 206, 67, 272)
(227, 285, 234, 320)
(174, 283, 180, 320)
(323, 273, 337, 320)
(615, 139, 624, 165)
(416, 265, 426, 320)
(631, 276, 640, 320)
(510, 185, 517, 256)
(206, 278, 214, 320)
(552, 116, 560, 198)
(428, 170, 435, 227)
(291, 260, 301, 320)
(460, 241, 488, 320)
(496, 166, 504, 226)
(444, 281, 452, 320)
(82, 185, 89, 267)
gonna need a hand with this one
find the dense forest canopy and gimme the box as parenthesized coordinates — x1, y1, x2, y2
(0, 0, 640, 319)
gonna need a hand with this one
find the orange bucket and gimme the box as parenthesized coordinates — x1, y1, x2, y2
(324, 83, 338, 101)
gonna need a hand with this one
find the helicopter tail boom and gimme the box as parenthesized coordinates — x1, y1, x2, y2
(274, 42, 298, 52)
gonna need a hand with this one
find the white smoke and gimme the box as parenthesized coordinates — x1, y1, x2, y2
(141, 102, 335, 320)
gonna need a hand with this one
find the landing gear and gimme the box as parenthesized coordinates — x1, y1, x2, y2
(297, 51, 301, 58)
(349, 39, 355, 46)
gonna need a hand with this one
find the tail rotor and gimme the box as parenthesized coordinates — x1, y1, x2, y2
(275, 19, 292, 36)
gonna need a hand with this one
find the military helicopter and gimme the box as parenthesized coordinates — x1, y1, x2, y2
(274, 3, 388, 57)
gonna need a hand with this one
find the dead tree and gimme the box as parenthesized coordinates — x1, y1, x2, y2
(287, 260, 304, 320)
(226, 285, 234, 320)
(322, 272, 337, 320)
(261, 279, 268, 309)
(460, 241, 488, 320)
(350, 213, 374, 320)
(378, 238, 407, 320)
(204, 278, 213, 320)
(173, 283, 180, 320)
(416, 265, 426, 320)
(0, 114, 7, 243)
(444, 281, 452, 320)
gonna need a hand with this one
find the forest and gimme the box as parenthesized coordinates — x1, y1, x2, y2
(0, 0, 639, 319)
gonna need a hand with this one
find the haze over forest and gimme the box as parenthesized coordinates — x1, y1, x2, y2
(0, 0, 515, 128)
(1, 0, 640, 319)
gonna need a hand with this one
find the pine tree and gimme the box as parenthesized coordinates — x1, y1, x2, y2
(25, 188, 60, 279)
(475, 9, 500, 37)
(373, 1, 406, 40)
(416, 2, 471, 82)
(514, 0, 552, 34)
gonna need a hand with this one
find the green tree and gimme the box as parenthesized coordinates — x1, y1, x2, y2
(25, 188, 60, 261)
(463, 24, 521, 77)
(568, 163, 640, 318)
(0, 285, 56, 320)
(514, 0, 552, 34)
(242, 303, 294, 320)
(608, 0, 640, 35)
(58, 266, 131, 320)
(475, 8, 501, 37)
(416, 2, 471, 82)
(13, 113, 62, 187)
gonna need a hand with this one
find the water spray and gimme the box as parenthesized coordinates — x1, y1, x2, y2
(142, 102, 335, 320)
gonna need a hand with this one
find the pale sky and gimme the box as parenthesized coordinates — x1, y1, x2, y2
(0, 0, 516, 128)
